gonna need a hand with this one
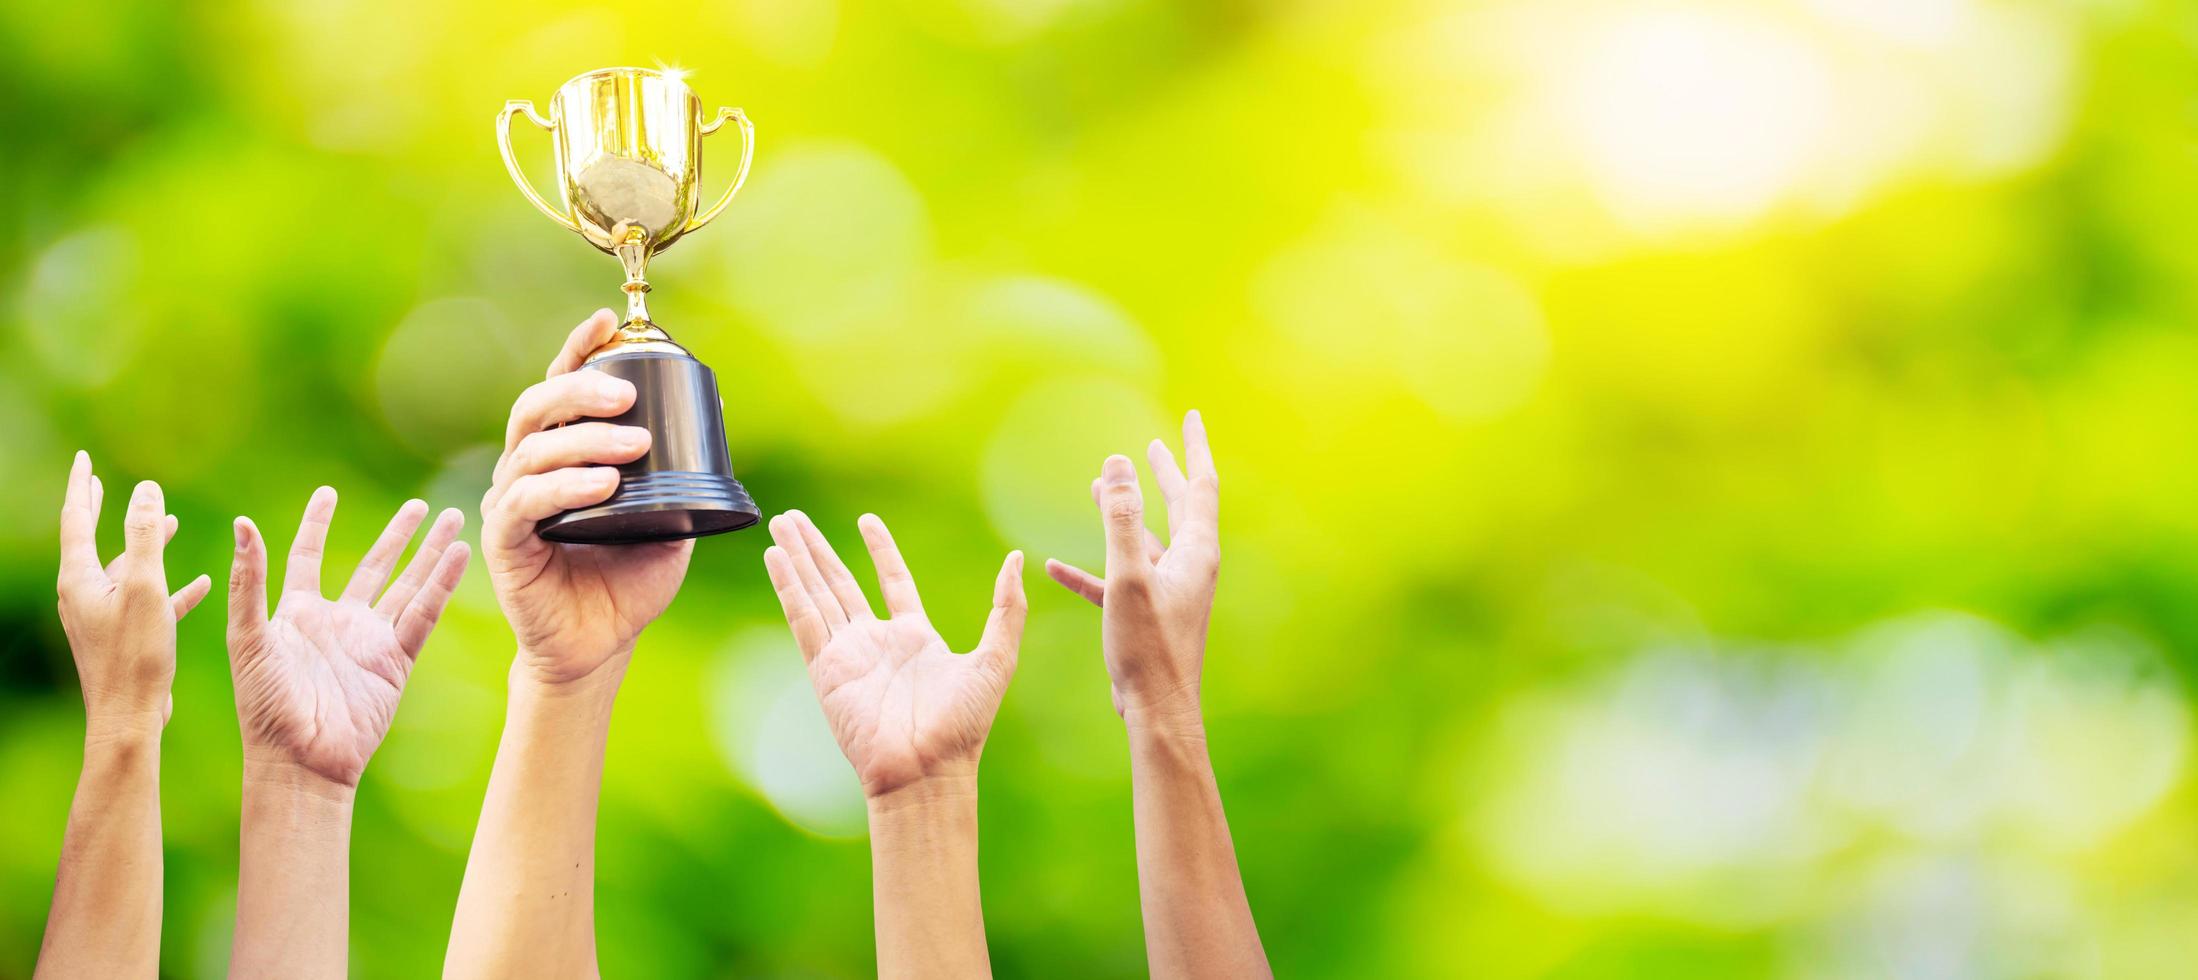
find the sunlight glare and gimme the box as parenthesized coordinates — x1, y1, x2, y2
(1558, 8, 1834, 235)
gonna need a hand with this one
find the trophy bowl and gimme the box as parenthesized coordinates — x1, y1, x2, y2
(498, 67, 761, 544)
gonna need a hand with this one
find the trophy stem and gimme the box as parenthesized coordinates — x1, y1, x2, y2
(617, 241, 654, 327)
(585, 240, 686, 362)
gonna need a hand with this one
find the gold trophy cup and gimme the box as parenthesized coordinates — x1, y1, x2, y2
(497, 66, 760, 543)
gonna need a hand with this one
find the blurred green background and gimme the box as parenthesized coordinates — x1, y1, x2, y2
(5, 0, 2198, 976)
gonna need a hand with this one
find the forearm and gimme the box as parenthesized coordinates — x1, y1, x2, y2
(445, 656, 623, 979)
(36, 719, 164, 979)
(231, 757, 356, 979)
(1124, 708, 1270, 980)
(867, 774, 990, 980)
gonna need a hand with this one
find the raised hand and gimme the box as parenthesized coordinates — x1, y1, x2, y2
(764, 511, 1027, 797)
(1043, 411, 1270, 980)
(764, 510, 1025, 979)
(37, 452, 210, 979)
(227, 487, 468, 979)
(447, 311, 692, 979)
(54, 451, 212, 733)
(479, 308, 689, 684)
(228, 488, 469, 786)
(1044, 409, 1219, 724)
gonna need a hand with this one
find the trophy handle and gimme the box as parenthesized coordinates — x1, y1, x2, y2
(685, 107, 755, 235)
(497, 99, 580, 233)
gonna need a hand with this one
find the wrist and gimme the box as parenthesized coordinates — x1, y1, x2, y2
(506, 651, 627, 740)
(84, 708, 165, 749)
(1120, 688, 1205, 736)
(242, 747, 360, 803)
(512, 645, 631, 699)
(866, 771, 980, 815)
(1125, 698, 1213, 742)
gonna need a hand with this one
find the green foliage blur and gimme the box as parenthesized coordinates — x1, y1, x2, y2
(6, 0, 2198, 976)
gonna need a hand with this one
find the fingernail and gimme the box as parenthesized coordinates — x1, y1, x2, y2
(619, 426, 650, 449)
(1102, 455, 1138, 486)
(233, 518, 248, 548)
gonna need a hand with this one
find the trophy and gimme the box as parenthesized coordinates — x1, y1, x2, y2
(496, 66, 761, 543)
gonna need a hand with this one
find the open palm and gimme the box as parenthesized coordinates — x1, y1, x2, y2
(764, 511, 1026, 797)
(229, 489, 470, 787)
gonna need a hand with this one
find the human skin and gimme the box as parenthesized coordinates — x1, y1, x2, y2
(35, 452, 211, 980)
(762, 510, 1027, 980)
(1044, 411, 1272, 979)
(445, 309, 690, 980)
(226, 488, 469, 979)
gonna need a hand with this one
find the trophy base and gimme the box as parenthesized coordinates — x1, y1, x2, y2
(536, 350, 761, 545)
(537, 470, 759, 544)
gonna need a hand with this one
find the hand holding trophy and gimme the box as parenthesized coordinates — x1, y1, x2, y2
(496, 67, 760, 543)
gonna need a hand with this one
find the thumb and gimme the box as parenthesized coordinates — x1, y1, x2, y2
(977, 551, 1028, 677)
(170, 574, 213, 621)
(227, 517, 270, 663)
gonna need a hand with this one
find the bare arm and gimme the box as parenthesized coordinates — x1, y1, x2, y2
(41, 723, 165, 979)
(446, 310, 690, 979)
(868, 776, 989, 979)
(231, 762, 353, 977)
(444, 659, 622, 977)
(38, 455, 210, 979)
(1046, 411, 1271, 979)
(226, 490, 470, 979)
(763, 512, 1026, 979)
(1122, 711, 1264, 975)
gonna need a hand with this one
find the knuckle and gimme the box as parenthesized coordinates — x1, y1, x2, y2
(517, 379, 549, 409)
(502, 474, 538, 505)
(506, 441, 540, 475)
(510, 383, 553, 428)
